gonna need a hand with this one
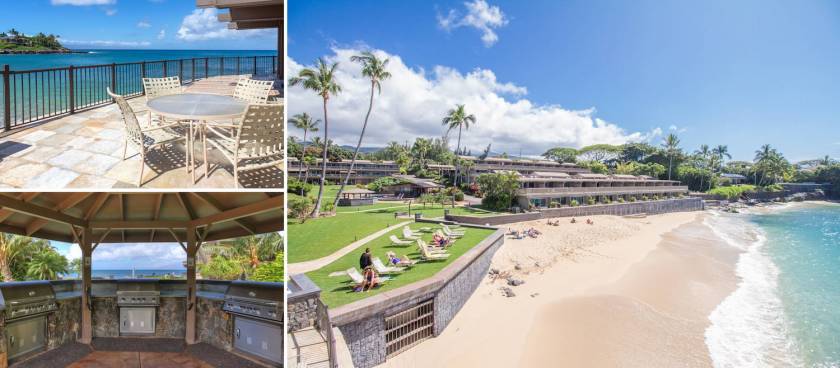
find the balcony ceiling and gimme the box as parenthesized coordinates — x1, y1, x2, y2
(197, 0, 282, 30)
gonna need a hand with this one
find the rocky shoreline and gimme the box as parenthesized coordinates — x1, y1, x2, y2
(0, 49, 86, 55)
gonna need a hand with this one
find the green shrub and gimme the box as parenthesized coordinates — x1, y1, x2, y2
(653, 194, 660, 200)
(250, 253, 284, 282)
(764, 184, 784, 192)
(199, 255, 242, 280)
(630, 196, 637, 202)
(618, 197, 625, 203)
(288, 177, 313, 196)
(586, 197, 596, 205)
(367, 177, 408, 192)
(570, 199, 579, 207)
(288, 195, 314, 223)
(477, 172, 520, 211)
(641, 195, 649, 201)
(708, 184, 757, 200)
(321, 202, 336, 213)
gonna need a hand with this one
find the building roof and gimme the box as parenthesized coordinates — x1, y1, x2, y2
(342, 188, 375, 195)
(197, 0, 282, 30)
(720, 173, 747, 179)
(573, 173, 609, 179)
(390, 175, 444, 188)
(0, 192, 283, 243)
(610, 174, 639, 180)
(530, 171, 571, 178)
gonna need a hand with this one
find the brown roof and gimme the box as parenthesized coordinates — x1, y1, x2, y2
(0, 192, 283, 243)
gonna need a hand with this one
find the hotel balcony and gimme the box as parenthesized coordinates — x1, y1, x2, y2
(517, 185, 689, 197)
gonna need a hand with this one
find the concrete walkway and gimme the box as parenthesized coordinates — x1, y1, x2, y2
(287, 220, 411, 274)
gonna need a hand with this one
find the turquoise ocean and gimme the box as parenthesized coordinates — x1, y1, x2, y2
(0, 49, 278, 70)
(704, 202, 840, 367)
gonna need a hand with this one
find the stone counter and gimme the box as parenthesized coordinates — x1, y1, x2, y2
(196, 297, 233, 351)
(48, 297, 81, 349)
(92, 296, 119, 337)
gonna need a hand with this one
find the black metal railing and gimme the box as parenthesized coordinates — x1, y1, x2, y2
(315, 298, 338, 368)
(1, 55, 278, 131)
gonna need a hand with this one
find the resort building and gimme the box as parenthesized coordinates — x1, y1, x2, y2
(720, 173, 748, 185)
(289, 157, 403, 184)
(516, 171, 689, 209)
(380, 175, 444, 197)
(459, 155, 589, 180)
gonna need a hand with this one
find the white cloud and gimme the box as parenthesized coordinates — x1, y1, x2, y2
(438, 0, 508, 47)
(157, 29, 166, 39)
(51, 0, 115, 5)
(177, 8, 271, 41)
(668, 124, 687, 133)
(137, 21, 151, 28)
(288, 47, 657, 156)
(59, 39, 151, 47)
(105, 8, 117, 16)
(94, 243, 185, 265)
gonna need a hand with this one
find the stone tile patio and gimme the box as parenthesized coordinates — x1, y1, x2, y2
(0, 88, 283, 189)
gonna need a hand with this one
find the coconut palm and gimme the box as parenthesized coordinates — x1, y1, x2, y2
(754, 144, 774, 185)
(289, 58, 341, 217)
(694, 144, 711, 191)
(334, 51, 391, 207)
(713, 145, 731, 171)
(661, 133, 681, 180)
(0, 233, 27, 281)
(411, 138, 433, 171)
(26, 251, 68, 281)
(288, 113, 320, 184)
(442, 104, 477, 186)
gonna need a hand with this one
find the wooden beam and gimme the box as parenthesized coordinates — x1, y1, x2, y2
(0, 193, 40, 222)
(80, 226, 93, 345)
(228, 20, 280, 30)
(119, 194, 125, 242)
(0, 195, 86, 227)
(89, 220, 189, 229)
(176, 193, 197, 220)
(84, 193, 110, 221)
(25, 193, 92, 236)
(191, 193, 255, 235)
(185, 226, 198, 345)
(149, 193, 164, 242)
(189, 195, 281, 228)
(167, 228, 187, 252)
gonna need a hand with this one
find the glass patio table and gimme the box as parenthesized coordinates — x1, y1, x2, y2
(147, 93, 248, 182)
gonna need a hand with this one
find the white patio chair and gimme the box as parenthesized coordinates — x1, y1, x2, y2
(107, 88, 186, 187)
(389, 235, 413, 246)
(203, 103, 283, 188)
(417, 241, 450, 261)
(142, 76, 183, 125)
(401, 227, 420, 241)
(233, 77, 274, 104)
(372, 257, 405, 274)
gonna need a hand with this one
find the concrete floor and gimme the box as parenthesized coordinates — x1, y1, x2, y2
(0, 77, 283, 189)
(67, 351, 213, 368)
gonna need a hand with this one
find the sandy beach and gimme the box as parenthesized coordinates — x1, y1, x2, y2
(380, 211, 741, 367)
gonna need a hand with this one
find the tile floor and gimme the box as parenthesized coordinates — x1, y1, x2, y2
(66, 351, 213, 368)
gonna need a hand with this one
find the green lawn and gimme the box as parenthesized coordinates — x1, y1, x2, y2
(306, 223, 496, 308)
(288, 185, 501, 263)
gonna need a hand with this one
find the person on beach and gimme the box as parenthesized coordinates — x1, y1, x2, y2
(571, 218, 577, 224)
(359, 248, 372, 270)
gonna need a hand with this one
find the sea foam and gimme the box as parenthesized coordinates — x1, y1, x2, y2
(703, 211, 803, 368)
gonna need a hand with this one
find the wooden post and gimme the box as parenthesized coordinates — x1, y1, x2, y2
(236, 57, 240, 76)
(185, 226, 197, 344)
(2, 64, 10, 131)
(80, 226, 93, 344)
(163, 61, 168, 78)
(253, 56, 257, 76)
(68, 65, 76, 114)
(179, 59, 183, 82)
(204, 58, 208, 79)
(277, 25, 283, 78)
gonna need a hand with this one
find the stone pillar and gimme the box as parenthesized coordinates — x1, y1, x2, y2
(80, 227, 93, 344)
(185, 227, 198, 344)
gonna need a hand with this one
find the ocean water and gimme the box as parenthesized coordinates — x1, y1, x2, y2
(0, 49, 278, 70)
(63, 269, 185, 280)
(705, 203, 840, 367)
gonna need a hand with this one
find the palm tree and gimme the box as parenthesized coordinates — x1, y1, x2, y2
(26, 251, 68, 281)
(0, 233, 27, 281)
(334, 51, 391, 207)
(442, 104, 477, 186)
(289, 58, 341, 217)
(821, 155, 833, 166)
(411, 138, 433, 170)
(754, 144, 773, 185)
(288, 113, 320, 184)
(661, 133, 681, 180)
(694, 144, 711, 191)
(713, 145, 731, 172)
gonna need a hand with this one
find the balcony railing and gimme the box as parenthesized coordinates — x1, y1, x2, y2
(1, 55, 278, 131)
(517, 185, 689, 196)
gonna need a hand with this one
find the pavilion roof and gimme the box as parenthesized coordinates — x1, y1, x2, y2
(0, 192, 283, 243)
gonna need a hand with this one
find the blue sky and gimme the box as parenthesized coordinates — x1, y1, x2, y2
(1, 0, 277, 50)
(53, 241, 186, 270)
(289, 0, 840, 162)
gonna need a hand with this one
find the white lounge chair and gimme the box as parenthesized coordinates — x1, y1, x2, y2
(442, 224, 465, 235)
(390, 235, 413, 246)
(434, 230, 457, 245)
(346, 267, 390, 285)
(442, 227, 464, 238)
(417, 240, 447, 255)
(401, 227, 420, 240)
(418, 242, 450, 261)
(373, 257, 405, 274)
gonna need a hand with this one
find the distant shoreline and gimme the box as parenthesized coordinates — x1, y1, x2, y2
(0, 49, 86, 55)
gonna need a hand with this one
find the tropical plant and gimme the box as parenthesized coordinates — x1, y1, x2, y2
(288, 113, 320, 183)
(570, 199, 579, 207)
(289, 195, 314, 223)
(694, 144, 711, 191)
(198, 255, 243, 280)
(475, 172, 520, 211)
(0, 234, 66, 281)
(289, 58, 342, 217)
(250, 253, 284, 282)
(662, 133, 681, 180)
(542, 147, 578, 163)
(442, 104, 477, 186)
(334, 51, 392, 207)
(25, 250, 68, 281)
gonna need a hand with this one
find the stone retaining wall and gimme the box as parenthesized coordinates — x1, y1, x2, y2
(196, 297, 233, 351)
(47, 298, 81, 349)
(287, 274, 322, 332)
(447, 198, 703, 225)
(329, 225, 505, 368)
(155, 297, 186, 338)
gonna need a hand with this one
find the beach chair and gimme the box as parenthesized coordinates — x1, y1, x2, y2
(346, 267, 390, 286)
(390, 235, 413, 247)
(417, 240, 447, 255)
(442, 224, 465, 235)
(233, 77, 274, 104)
(373, 257, 405, 274)
(401, 227, 421, 240)
(442, 226, 464, 238)
(418, 242, 450, 261)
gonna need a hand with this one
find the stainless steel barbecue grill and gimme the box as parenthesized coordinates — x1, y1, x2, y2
(116, 280, 160, 335)
(222, 281, 283, 364)
(0, 281, 58, 360)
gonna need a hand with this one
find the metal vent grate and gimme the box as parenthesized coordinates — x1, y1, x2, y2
(385, 299, 435, 358)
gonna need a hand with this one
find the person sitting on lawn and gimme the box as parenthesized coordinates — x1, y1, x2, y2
(386, 251, 401, 265)
(359, 248, 372, 270)
(362, 266, 381, 292)
(432, 233, 451, 247)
